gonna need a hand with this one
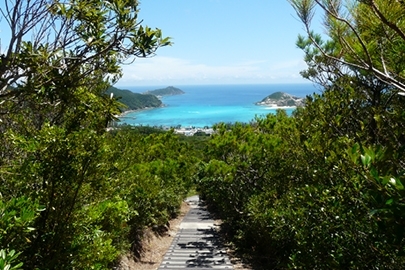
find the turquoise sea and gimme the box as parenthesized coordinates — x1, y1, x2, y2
(118, 84, 320, 128)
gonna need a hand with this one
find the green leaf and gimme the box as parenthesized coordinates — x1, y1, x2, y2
(386, 198, 394, 205)
(0, 249, 5, 259)
(361, 154, 371, 167)
(370, 167, 379, 180)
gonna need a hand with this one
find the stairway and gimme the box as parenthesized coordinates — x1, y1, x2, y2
(158, 195, 234, 269)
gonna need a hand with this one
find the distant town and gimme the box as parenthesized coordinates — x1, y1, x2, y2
(173, 126, 214, 136)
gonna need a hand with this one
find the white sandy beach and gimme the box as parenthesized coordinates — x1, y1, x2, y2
(262, 105, 297, 109)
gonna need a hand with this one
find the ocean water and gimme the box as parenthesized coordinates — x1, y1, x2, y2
(118, 84, 320, 128)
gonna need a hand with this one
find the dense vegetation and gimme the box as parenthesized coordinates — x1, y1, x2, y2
(0, 0, 183, 269)
(1, 125, 199, 269)
(106, 86, 162, 111)
(143, 86, 185, 96)
(256, 92, 304, 107)
(2, 0, 405, 269)
(197, 1, 405, 269)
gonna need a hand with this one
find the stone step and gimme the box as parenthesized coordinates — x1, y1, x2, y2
(158, 196, 233, 270)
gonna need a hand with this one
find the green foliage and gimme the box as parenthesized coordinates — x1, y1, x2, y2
(0, 0, 189, 269)
(196, 2, 405, 267)
(106, 86, 162, 111)
(0, 249, 23, 270)
(0, 197, 40, 259)
(198, 82, 405, 268)
(290, 0, 405, 92)
(70, 198, 131, 269)
(177, 132, 211, 159)
(1, 124, 198, 269)
(106, 128, 199, 228)
(143, 86, 185, 96)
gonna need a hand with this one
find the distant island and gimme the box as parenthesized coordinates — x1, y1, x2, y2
(143, 86, 185, 97)
(256, 92, 304, 107)
(106, 86, 162, 112)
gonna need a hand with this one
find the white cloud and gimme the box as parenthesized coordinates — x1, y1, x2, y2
(117, 56, 307, 86)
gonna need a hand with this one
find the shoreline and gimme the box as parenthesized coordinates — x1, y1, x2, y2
(116, 105, 165, 118)
(260, 105, 297, 109)
(115, 104, 297, 127)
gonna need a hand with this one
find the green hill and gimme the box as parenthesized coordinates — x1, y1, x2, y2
(256, 91, 304, 107)
(106, 86, 162, 111)
(144, 86, 185, 96)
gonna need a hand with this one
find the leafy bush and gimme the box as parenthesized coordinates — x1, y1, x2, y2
(198, 84, 405, 269)
(0, 197, 40, 265)
(0, 249, 23, 270)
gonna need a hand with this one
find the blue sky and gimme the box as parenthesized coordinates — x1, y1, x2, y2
(0, 0, 322, 87)
(117, 0, 319, 86)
